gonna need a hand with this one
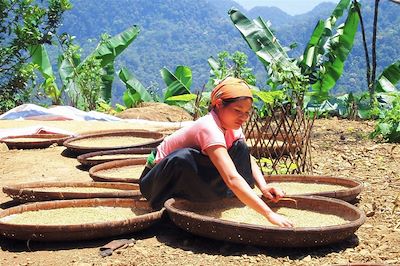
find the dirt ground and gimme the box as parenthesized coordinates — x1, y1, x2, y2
(0, 116, 399, 266)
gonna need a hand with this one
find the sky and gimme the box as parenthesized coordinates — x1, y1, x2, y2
(233, 0, 340, 15)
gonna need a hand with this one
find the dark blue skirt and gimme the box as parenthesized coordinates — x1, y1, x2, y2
(139, 140, 254, 209)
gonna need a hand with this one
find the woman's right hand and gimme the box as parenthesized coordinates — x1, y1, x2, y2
(266, 211, 294, 228)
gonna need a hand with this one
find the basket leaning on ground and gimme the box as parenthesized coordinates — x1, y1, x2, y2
(0, 198, 164, 241)
(2, 181, 142, 202)
(164, 196, 366, 248)
(77, 147, 152, 167)
(0, 133, 72, 149)
(262, 175, 363, 202)
(63, 129, 164, 155)
(89, 158, 146, 183)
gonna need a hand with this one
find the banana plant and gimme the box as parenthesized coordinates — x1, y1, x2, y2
(302, 0, 359, 104)
(118, 66, 154, 108)
(161, 65, 200, 114)
(228, 0, 359, 105)
(161, 65, 193, 101)
(229, 9, 301, 79)
(376, 60, 400, 93)
(375, 60, 400, 110)
(118, 65, 199, 114)
(29, 25, 140, 109)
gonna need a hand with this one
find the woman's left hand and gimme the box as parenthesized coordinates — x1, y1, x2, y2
(261, 186, 285, 203)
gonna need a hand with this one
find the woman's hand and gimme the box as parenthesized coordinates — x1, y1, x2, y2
(266, 211, 294, 227)
(261, 186, 285, 203)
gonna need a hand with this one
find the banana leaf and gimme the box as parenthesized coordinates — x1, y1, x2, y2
(58, 54, 75, 85)
(165, 93, 197, 103)
(118, 67, 153, 108)
(228, 9, 298, 74)
(101, 63, 115, 100)
(208, 56, 220, 72)
(28, 45, 61, 104)
(309, 2, 359, 102)
(86, 25, 140, 67)
(161, 65, 192, 101)
(300, 0, 351, 72)
(376, 60, 400, 93)
(208, 56, 222, 78)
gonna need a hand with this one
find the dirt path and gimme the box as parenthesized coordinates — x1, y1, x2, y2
(0, 118, 399, 266)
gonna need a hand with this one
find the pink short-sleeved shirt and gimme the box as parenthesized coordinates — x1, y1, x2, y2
(155, 110, 245, 163)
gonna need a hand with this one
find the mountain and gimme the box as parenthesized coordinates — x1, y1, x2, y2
(56, 0, 399, 103)
(208, 0, 245, 16)
(247, 6, 293, 27)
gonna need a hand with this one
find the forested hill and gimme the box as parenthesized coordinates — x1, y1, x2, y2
(59, 0, 399, 101)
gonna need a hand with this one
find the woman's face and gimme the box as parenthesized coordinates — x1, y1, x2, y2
(217, 98, 253, 130)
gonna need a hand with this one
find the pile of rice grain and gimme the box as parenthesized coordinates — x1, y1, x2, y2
(88, 154, 148, 160)
(98, 165, 145, 179)
(71, 136, 152, 148)
(0, 206, 148, 225)
(254, 182, 349, 195)
(199, 205, 348, 227)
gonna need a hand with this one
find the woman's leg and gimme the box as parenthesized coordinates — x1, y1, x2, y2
(228, 139, 254, 189)
(139, 140, 254, 209)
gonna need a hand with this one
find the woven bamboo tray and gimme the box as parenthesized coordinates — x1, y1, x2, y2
(0, 198, 163, 241)
(164, 196, 365, 248)
(89, 158, 146, 183)
(262, 175, 363, 202)
(77, 147, 152, 167)
(63, 129, 164, 155)
(0, 133, 72, 149)
(2, 182, 141, 202)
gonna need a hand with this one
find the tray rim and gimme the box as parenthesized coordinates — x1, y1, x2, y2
(0, 198, 163, 241)
(63, 129, 164, 154)
(0, 133, 72, 149)
(164, 195, 366, 248)
(2, 181, 141, 202)
(77, 147, 152, 166)
(89, 158, 147, 183)
(264, 174, 363, 202)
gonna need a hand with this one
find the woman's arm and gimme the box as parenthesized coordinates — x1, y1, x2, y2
(205, 145, 293, 227)
(250, 156, 285, 202)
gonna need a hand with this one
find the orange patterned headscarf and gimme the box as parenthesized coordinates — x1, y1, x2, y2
(210, 77, 253, 107)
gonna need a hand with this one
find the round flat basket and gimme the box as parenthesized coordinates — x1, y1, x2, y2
(262, 175, 363, 202)
(63, 129, 164, 155)
(77, 147, 152, 167)
(0, 133, 72, 149)
(89, 158, 146, 183)
(164, 196, 366, 248)
(2, 182, 141, 202)
(0, 198, 163, 241)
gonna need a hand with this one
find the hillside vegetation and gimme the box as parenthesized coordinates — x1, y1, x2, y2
(58, 0, 399, 101)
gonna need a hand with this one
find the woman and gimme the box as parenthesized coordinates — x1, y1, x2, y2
(139, 77, 293, 227)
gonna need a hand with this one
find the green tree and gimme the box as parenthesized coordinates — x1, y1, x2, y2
(0, 0, 72, 112)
